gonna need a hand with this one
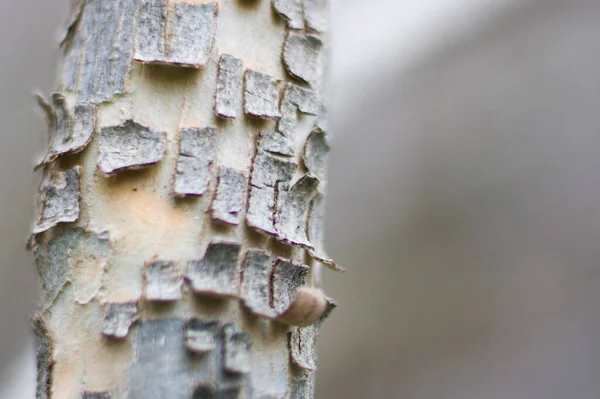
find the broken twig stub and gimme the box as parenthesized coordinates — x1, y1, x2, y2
(34, 166, 81, 234)
(98, 120, 167, 175)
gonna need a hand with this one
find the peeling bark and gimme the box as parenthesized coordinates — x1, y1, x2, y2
(31, 1, 336, 397)
(173, 127, 215, 197)
(188, 241, 242, 298)
(135, 0, 218, 68)
(34, 167, 81, 234)
(211, 166, 248, 225)
(273, 0, 304, 30)
(244, 70, 282, 119)
(98, 120, 167, 175)
(283, 33, 324, 88)
(142, 260, 183, 302)
(215, 55, 244, 119)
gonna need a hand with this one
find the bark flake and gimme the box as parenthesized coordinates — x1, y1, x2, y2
(282, 32, 324, 88)
(143, 260, 183, 302)
(272, 0, 304, 30)
(102, 302, 140, 339)
(302, 127, 330, 182)
(243, 70, 281, 119)
(188, 242, 242, 298)
(240, 250, 275, 318)
(35, 93, 96, 168)
(34, 166, 81, 234)
(275, 174, 320, 248)
(135, 0, 217, 68)
(61, 0, 137, 103)
(173, 127, 215, 197)
(211, 166, 248, 225)
(215, 54, 244, 119)
(97, 120, 167, 175)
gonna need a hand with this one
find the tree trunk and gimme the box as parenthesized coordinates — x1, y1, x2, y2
(30, 0, 339, 398)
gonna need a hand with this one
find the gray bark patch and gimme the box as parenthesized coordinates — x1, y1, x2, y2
(143, 260, 183, 302)
(188, 242, 242, 298)
(102, 302, 139, 339)
(247, 149, 297, 236)
(246, 186, 278, 237)
(35, 93, 96, 167)
(33, 313, 53, 399)
(173, 127, 215, 196)
(244, 70, 281, 119)
(272, 0, 304, 30)
(290, 369, 315, 399)
(223, 324, 252, 374)
(61, 0, 137, 103)
(303, 0, 329, 33)
(251, 150, 297, 189)
(307, 193, 343, 272)
(82, 392, 111, 399)
(215, 55, 244, 119)
(185, 319, 221, 354)
(34, 166, 81, 234)
(289, 326, 317, 371)
(302, 128, 330, 182)
(275, 174, 320, 248)
(98, 120, 167, 175)
(240, 250, 274, 318)
(278, 84, 320, 137)
(259, 131, 294, 157)
(283, 33, 323, 88)
(135, 0, 217, 68)
(34, 228, 110, 309)
(129, 319, 242, 399)
(211, 166, 248, 225)
(272, 258, 310, 316)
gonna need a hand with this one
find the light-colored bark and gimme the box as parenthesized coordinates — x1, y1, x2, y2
(30, 0, 338, 398)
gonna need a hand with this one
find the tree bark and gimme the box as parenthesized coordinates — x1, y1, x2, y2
(30, 0, 338, 398)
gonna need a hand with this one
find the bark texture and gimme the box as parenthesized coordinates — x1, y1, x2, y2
(30, 0, 337, 398)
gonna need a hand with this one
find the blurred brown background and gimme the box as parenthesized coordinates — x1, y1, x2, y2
(3, 1, 600, 398)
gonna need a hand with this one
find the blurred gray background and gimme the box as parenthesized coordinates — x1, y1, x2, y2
(3, 0, 600, 398)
